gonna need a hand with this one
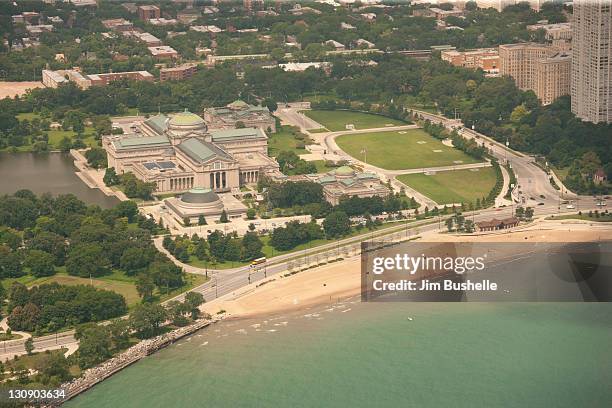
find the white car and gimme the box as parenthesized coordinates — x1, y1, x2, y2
(566, 205, 575, 209)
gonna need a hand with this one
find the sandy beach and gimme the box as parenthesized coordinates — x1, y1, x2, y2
(202, 220, 611, 319)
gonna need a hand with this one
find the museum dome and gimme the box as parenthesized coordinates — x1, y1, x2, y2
(334, 166, 356, 177)
(167, 110, 207, 136)
(181, 188, 220, 204)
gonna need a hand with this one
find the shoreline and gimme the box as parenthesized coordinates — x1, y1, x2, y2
(50, 221, 611, 404)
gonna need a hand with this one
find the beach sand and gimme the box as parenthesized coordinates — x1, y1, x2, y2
(201, 221, 611, 319)
(202, 258, 362, 318)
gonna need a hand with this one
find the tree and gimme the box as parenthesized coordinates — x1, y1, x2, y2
(35, 352, 71, 384)
(246, 208, 256, 220)
(120, 247, 152, 275)
(25, 249, 56, 277)
(184, 292, 205, 320)
(114, 201, 139, 223)
(103, 167, 120, 186)
(24, 337, 34, 355)
(241, 232, 263, 261)
(84, 147, 108, 169)
(198, 215, 207, 225)
(65, 244, 111, 278)
(130, 303, 168, 339)
(8, 302, 41, 332)
(75, 325, 112, 369)
(219, 210, 229, 223)
(446, 217, 454, 232)
(108, 319, 131, 351)
(323, 211, 351, 238)
(136, 273, 155, 302)
(58, 136, 73, 152)
(167, 300, 190, 327)
(263, 98, 278, 112)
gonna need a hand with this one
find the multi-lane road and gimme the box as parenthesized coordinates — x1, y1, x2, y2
(2, 106, 607, 359)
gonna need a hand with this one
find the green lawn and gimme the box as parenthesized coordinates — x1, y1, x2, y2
(268, 125, 311, 157)
(336, 129, 480, 170)
(397, 168, 497, 205)
(1, 269, 207, 307)
(16, 112, 42, 121)
(303, 109, 407, 131)
(47, 126, 98, 149)
(311, 160, 337, 174)
(183, 221, 416, 270)
(547, 213, 612, 222)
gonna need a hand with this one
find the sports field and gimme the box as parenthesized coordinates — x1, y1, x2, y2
(303, 109, 406, 131)
(397, 167, 497, 205)
(335, 129, 480, 170)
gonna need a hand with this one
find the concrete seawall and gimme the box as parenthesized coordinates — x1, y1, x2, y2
(46, 317, 219, 406)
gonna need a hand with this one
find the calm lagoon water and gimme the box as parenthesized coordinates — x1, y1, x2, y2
(0, 152, 117, 208)
(66, 301, 612, 408)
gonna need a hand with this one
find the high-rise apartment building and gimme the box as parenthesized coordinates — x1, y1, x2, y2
(571, 0, 612, 124)
(500, 43, 571, 105)
(499, 43, 552, 90)
(535, 52, 572, 106)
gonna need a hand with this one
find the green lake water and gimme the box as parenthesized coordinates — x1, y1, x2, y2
(66, 301, 612, 408)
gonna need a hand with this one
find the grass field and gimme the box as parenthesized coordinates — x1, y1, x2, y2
(268, 125, 311, 157)
(303, 110, 406, 131)
(397, 168, 497, 205)
(184, 220, 416, 270)
(5, 113, 99, 152)
(336, 129, 480, 170)
(547, 213, 612, 222)
(2, 269, 207, 307)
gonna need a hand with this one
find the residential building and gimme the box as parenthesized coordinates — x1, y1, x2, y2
(148, 46, 179, 60)
(70, 0, 98, 7)
(177, 9, 201, 24)
(356, 38, 376, 49)
(87, 71, 154, 87)
(427, 7, 464, 20)
(278, 62, 331, 73)
(124, 31, 163, 47)
(149, 18, 178, 26)
(360, 13, 377, 21)
(160, 64, 198, 81)
(441, 48, 500, 73)
(137, 5, 161, 21)
(500, 43, 570, 105)
(534, 52, 571, 105)
(102, 18, 133, 32)
(122, 3, 138, 13)
(526, 22, 572, 41)
(499, 43, 555, 90)
(325, 40, 346, 51)
(571, 0, 612, 124)
(42, 69, 154, 89)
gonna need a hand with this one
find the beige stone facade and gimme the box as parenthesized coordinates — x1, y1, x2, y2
(534, 52, 571, 106)
(103, 110, 280, 195)
(203, 100, 276, 133)
(441, 48, 499, 74)
(500, 43, 570, 105)
(571, 0, 612, 124)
